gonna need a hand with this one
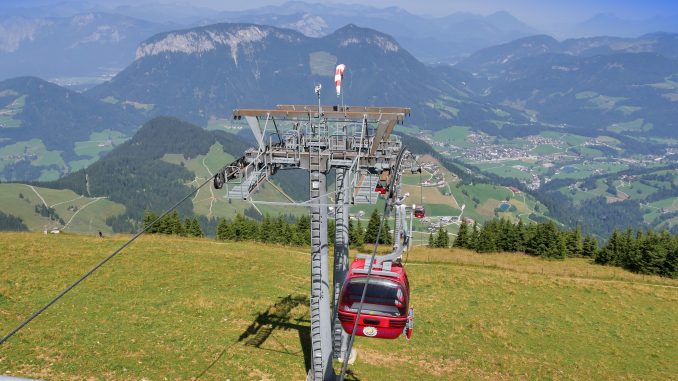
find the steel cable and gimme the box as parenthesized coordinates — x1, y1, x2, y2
(0, 175, 217, 345)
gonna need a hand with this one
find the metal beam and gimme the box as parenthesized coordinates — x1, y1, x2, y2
(369, 119, 398, 155)
(233, 108, 407, 123)
(277, 104, 411, 115)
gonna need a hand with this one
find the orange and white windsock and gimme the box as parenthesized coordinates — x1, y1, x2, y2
(334, 64, 346, 97)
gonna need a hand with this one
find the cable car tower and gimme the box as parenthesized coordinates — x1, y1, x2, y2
(212, 84, 416, 380)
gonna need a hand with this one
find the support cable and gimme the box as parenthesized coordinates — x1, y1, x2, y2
(338, 148, 405, 381)
(0, 175, 217, 346)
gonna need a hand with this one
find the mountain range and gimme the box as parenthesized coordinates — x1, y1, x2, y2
(2, 22, 678, 182)
(0, 12, 171, 81)
(457, 33, 678, 139)
(213, 2, 537, 63)
(85, 23, 527, 130)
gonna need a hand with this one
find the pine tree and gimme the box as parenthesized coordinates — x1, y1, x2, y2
(351, 219, 364, 246)
(258, 215, 273, 243)
(582, 234, 598, 258)
(156, 211, 183, 235)
(662, 235, 678, 278)
(567, 225, 583, 257)
(639, 229, 666, 275)
(515, 219, 526, 252)
(364, 209, 381, 244)
(296, 214, 311, 246)
(476, 222, 497, 253)
(216, 218, 230, 240)
(184, 218, 193, 236)
(435, 227, 449, 248)
(190, 217, 203, 237)
(469, 221, 479, 250)
(597, 229, 621, 265)
(454, 220, 469, 248)
(428, 232, 434, 247)
(380, 218, 392, 245)
(142, 209, 159, 233)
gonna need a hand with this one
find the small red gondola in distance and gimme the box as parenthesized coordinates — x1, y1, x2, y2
(375, 170, 390, 195)
(338, 258, 412, 339)
(414, 205, 425, 218)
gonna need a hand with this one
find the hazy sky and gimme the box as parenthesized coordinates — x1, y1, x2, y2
(4, 0, 677, 26)
(186, 0, 678, 24)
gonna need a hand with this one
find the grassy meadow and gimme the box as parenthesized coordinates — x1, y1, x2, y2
(1, 232, 676, 380)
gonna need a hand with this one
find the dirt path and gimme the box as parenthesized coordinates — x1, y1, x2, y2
(202, 158, 217, 217)
(63, 197, 105, 229)
(50, 195, 84, 208)
(26, 185, 47, 207)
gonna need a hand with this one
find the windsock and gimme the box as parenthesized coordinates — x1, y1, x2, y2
(334, 64, 346, 97)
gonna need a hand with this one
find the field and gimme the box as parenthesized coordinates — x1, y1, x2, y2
(0, 139, 68, 181)
(0, 94, 25, 128)
(2, 233, 676, 380)
(73, 130, 129, 159)
(0, 183, 125, 234)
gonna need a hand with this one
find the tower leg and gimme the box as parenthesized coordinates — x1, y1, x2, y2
(309, 168, 334, 380)
(332, 168, 350, 360)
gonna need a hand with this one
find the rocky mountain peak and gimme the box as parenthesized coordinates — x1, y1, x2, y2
(135, 23, 302, 64)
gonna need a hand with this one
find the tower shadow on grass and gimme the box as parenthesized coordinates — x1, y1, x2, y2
(238, 294, 312, 372)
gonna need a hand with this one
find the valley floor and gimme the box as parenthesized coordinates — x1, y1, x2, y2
(1, 232, 676, 380)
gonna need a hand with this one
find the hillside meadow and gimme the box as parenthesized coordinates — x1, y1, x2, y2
(1, 232, 676, 380)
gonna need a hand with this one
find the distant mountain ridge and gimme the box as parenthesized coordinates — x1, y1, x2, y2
(0, 12, 172, 80)
(455, 33, 678, 139)
(457, 33, 678, 74)
(214, 1, 537, 63)
(86, 22, 527, 130)
(0, 76, 145, 181)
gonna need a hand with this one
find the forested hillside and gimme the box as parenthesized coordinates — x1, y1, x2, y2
(42, 117, 249, 229)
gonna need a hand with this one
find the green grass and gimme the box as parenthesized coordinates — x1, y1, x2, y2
(0, 94, 25, 128)
(562, 133, 588, 146)
(0, 139, 67, 181)
(0, 234, 676, 380)
(480, 164, 534, 181)
(0, 183, 125, 234)
(608, 118, 651, 133)
(531, 144, 561, 155)
(433, 126, 473, 147)
(586, 94, 626, 110)
(73, 130, 128, 158)
(422, 203, 460, 216)
(0, 115, 22, 128)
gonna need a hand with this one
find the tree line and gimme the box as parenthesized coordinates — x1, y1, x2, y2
(141, 208, 392, 249)
(445, 219, 677, 278)
(0, 211, 28, 231)
(142, 210, 204, 237)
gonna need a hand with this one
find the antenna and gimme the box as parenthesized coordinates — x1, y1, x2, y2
(315, 83, 322, 115)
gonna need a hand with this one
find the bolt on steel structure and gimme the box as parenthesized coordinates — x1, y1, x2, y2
(213, 100, 413, 380)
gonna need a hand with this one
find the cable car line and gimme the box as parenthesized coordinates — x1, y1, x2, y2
(338, 147, 406, 381)
(0, 175, 217, 346)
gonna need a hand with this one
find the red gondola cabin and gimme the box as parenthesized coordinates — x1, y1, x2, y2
(414, 206, 425, 218)
(338, 258, 411, 339)
(374, 170, 390, 195)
